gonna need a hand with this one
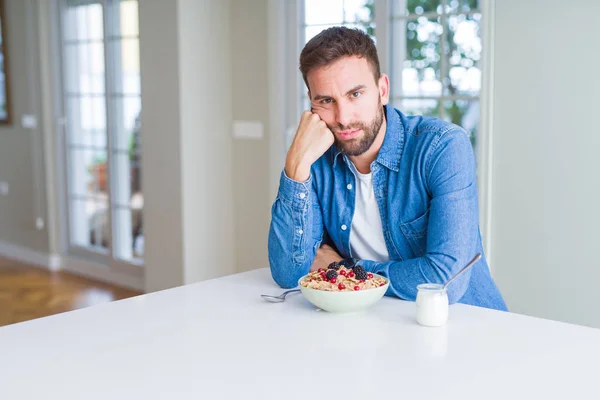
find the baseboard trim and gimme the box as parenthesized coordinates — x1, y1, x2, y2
(0, 240, 56, 269)
(0, 240, 144, 292)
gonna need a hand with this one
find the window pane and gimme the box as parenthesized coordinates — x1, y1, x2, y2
(113, 206, 132, 260)
(111, 97, 141, 151)
(394, 98, 440, 118)
(392, 16, 443, 97)
(70, 198, 90, 247)
(393, 0, 443, 17)
(69, 148, 94, 197)
(445, 0, 480, 14)
(445, 13, 481, 95)
(119, 0, 139, 36)
(113, 207, 144, 261)
(112, 152, 132, 208)
(305, 0, 344, 25)
(343, 0, 373, 23)
(443, 100, 478, 147)
(89, 197, 109, 250)
(107, 38, 140, 95)
(87, 3, 104, 40)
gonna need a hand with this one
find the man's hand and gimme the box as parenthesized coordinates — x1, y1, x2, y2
(285, 111, 335, 182)
(310, 244, 344, 272)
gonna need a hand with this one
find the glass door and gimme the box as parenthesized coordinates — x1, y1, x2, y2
(60, 0, 143, 265)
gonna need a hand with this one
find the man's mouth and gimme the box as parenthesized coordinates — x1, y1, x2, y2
(337, 129, 361, 140)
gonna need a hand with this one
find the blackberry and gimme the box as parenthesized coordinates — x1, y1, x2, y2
(354, 269, 368, 281)
(327, 261, 340, 270)
(326, 270, 338, 281)
(352, 265, 366, 274)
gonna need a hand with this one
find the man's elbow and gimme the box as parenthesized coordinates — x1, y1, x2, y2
(269, 258, 301, 289)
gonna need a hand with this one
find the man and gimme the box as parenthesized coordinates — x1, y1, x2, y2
(268, 27, 507, 310)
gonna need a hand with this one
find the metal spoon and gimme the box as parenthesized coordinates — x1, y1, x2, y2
(442, 253, 482, 290)
(261, 289, 301, 303)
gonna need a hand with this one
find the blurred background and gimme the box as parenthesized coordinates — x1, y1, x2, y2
(0, 0, 599, 329)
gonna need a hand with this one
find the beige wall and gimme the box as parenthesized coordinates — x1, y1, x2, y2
(0, 0, 49, 253)
(491, 0, 600, 328)
(230, 0, 270, 273)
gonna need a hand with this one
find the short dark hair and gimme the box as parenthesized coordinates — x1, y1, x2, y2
(299, 26, 381, 90)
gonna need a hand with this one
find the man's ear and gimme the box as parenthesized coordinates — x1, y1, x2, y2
(378, 74, 390, 106)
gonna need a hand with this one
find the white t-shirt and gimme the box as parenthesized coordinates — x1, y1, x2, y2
(348, 162, 390, 262)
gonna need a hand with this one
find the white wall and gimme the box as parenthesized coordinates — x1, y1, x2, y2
(491, 0, 600, 328)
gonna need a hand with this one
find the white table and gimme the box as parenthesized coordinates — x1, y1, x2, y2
(1, 268, 599, 399)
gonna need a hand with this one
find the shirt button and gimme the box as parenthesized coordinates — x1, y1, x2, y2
(341, 224, 347, 231)
(347, 184, 353, 190)
(298, 192, 306, 199)
(297, 229, 303, 235)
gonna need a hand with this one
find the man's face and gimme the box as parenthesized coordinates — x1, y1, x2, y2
(307, 56, 389, 156)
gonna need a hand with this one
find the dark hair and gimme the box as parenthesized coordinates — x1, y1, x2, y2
(299, 26, 381, 90)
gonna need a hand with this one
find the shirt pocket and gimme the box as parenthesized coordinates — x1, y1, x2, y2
(400, 208, 430, 256)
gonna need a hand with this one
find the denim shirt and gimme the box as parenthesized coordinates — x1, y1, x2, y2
(268, 105, 507, 311)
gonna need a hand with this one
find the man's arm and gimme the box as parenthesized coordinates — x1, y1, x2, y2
(357, 129, 480, 304)
(268, 112, 335, 288)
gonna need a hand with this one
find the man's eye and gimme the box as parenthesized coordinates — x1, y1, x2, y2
(351, 92, 361, 98)
(320, 99, 332, 104)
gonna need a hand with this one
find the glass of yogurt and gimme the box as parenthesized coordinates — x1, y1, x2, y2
(416, 283, 449, 327)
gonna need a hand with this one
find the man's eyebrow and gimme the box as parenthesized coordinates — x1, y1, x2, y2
(312, 93, 332, 101)
(312, 85, 367, 101)
(345, 85, 367, 95)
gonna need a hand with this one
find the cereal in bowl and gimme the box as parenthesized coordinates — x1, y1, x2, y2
(299, 261, 388, 292)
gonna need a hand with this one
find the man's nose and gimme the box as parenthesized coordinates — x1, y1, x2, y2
(335, 103, 352, 129)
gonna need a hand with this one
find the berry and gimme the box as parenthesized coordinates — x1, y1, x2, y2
(327, 261, 340, 270)
(352, 265, 365, 274)
(338, 283, 346, 290)
(318, 268, 324, 273)
(320, 272, 327, 280)
(339, 270, 347, 276)
(354, 269, 368, 281)
(380, 282, 386, 287)
(354, 286, 360, 291)
(359, 280, 365, 283)
(326, 270, 338, 281)
(367, 273, 374, 279)
(348, 271, 355, 278)
(331, 278, 337, 284)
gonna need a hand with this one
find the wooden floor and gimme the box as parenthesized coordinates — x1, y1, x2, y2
(0, 257, 141, 327)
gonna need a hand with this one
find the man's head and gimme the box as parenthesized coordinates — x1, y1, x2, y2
(300, 27, 389, 156)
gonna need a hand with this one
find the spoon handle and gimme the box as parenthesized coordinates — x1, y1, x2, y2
(442, 253, 481, 290)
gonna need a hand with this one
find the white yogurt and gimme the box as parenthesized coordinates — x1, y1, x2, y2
(416, 284, 449, 327)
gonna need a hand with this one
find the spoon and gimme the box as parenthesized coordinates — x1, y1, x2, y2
(261, 289, 301, 303)
(442, 253, 482, 290)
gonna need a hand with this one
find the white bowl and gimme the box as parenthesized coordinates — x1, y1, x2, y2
(298, 273, 389, 313)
